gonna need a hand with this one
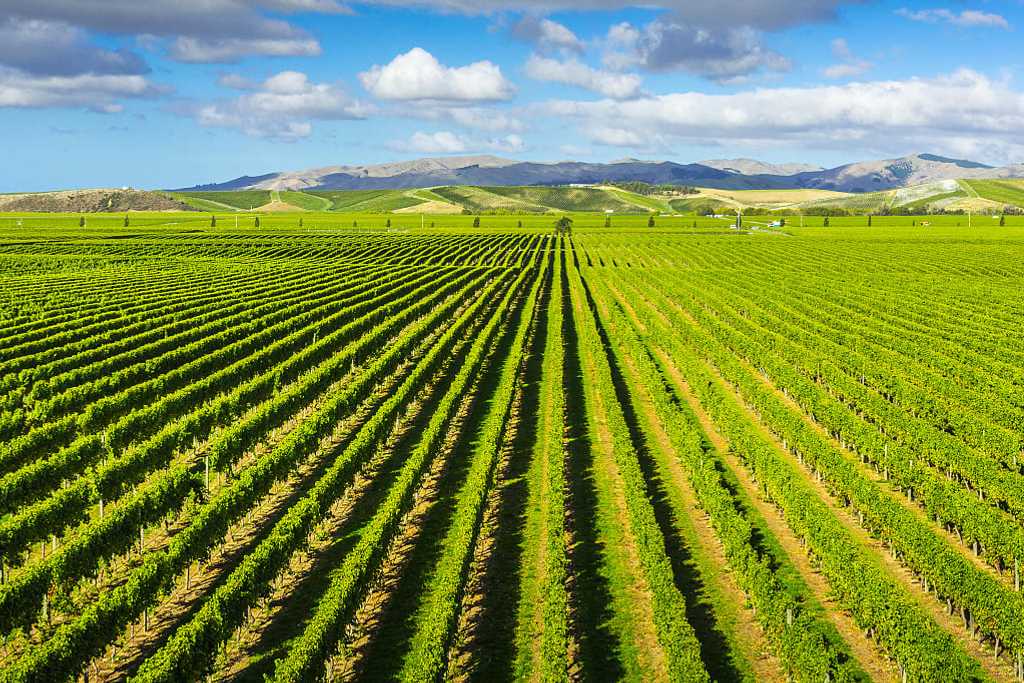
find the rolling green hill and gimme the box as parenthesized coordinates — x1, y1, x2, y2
(175, 190, 272, 210)
(169, 179, 1024, 216)
(483, 186, 646, 213)
(962, 179, 1024, 208)
(280, 190, 332, 211)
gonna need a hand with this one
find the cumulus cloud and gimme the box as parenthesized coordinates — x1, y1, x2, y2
(169, 36, 321, 63)
(511, 16, 583, 52)
(360, 47, 514, 101)
(546, 69, 1024, 162)
(450, 107, 522, 131)
(0, 68, 158, 111)
(0, 18, 148, 77)
(897, 8, 1010, 30)
(402, 130, 469, 153)
(217, 73, 259, 90)
(3, 1, 335, 63)
(0, 16, 162, 111)
(391, 130, 525, 153)
(359, 1, 862, 31)
(525, 55, 642, 98)
(410, 106, 525, 132)
(195, 70, 368, 139)
(822, 38, 872, 79)
(602, 19, 789, 80)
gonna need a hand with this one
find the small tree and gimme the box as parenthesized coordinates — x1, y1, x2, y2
(386, 218, 391, 228)
(353, 220, 358, 227)
(79, 216, 85, 227)
(254, 216, 260, 227)
(123, 215, 129, 227)
(867, 214, 872, 227)
(692, 220, 697, 228)
(823, 215, 830, 227)
(1000, 214, 1006, 226)
(299, 217, 303, 228)
(517, 220, 522, 228)
(472, 216, 481, 228)
(430, 221, 435, 228)
(647, 215, 655, 227)
(604, 215, 611, 228)
(555, 215, 573, 235)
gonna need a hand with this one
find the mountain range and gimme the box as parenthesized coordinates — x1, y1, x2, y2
(178, 153, 1024, 194)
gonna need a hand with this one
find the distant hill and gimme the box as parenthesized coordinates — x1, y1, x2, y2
(696, 158, 824, 176)
(174, 153, 1024, 195)
(0, 188, 194, 213)
(168, 176, 1024, 216)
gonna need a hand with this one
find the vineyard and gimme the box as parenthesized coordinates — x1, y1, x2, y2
(0, 222, 1023, 682)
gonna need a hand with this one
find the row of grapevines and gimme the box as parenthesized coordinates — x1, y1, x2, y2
(591, 268, 863, 682)
(397, 248, 546, 682)
(0, 263, 429, 483)
(623, 273, 991, 680)
(563, 246, 710, 683)
(136, 251, 540, 683)
(0, 266, 487, 568)
(671, 274, 1024, 575)
(512, 240, 570, 682)
(0, 268, 517, 682)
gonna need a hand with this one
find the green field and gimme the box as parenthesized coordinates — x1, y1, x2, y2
(963, 179, 1024, 207)
(483, 186, 646, 212)
(175, 190, 273, 210)
(166, 180, 1024, 218)
(280, 190, 332, 211)
(1, 218, 1023, 681)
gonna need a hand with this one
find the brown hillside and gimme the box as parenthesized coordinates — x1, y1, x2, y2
(0, 189, 195, 213)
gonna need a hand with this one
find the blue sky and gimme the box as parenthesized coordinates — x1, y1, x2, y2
(0, 0, 1021, 191)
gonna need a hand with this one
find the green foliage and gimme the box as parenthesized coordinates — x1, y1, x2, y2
(963, 179, 1024, 208)
(605, 181, 698, 196)
(175, 190, 271, 210)
(279, 191, 331, 211)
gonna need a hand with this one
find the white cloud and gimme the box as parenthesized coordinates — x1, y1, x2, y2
(360, 47, 515, 101)
(404, 130, 469, 153)
(489, 133, 525, 152)
(446, 107, 524, 132)
(168, 36, 321, 63)
(4, 1, 334, 63)
(601, 20, 789, 80)
(897, 8, 1010, 30)
(391, 130, 526, 153)
(0, 17, 148, 76)
(525, 55, 642, 99)
(195, 70, 368, 139)
(356, 1, 862, 31)
(0, 67, 157, 110)
(587, 126, 648, 147)
(512, 16, 583, 52)
(546, 69, 1024, 162)
(822, 38, 871, 79)
(822, 62, 871, 78)
(218, 73, 258, 90)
